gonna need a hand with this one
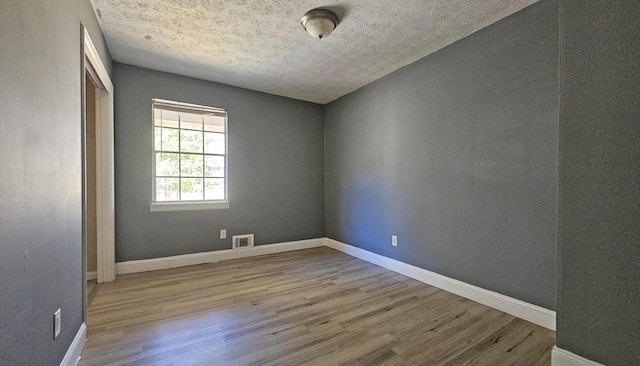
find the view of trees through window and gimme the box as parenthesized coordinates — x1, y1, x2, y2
(153, 99, 227, 202)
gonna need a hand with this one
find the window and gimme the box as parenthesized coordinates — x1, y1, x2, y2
(150, 99, 228, 212)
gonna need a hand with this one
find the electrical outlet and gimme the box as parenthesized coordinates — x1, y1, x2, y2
(220, 229, 226, 239)
(392, 235, 398, 247)
(54, 308, 61, 339)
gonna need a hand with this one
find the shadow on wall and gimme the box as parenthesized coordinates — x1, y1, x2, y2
(343, 175, 392, 252)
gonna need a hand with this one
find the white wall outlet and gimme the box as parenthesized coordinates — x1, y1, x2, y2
(220, 229, 227, 239)
(392, 235, 398, 247)
(53, 308, 61, 339)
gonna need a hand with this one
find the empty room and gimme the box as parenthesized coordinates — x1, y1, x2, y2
(1, 0, 638, 365)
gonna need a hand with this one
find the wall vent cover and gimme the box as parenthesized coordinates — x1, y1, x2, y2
(232, 234, 254, 250)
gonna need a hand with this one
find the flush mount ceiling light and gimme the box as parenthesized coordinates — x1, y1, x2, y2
(301, 9, 339, 39)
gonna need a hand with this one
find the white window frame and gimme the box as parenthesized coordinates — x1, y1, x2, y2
(150, 98, 229, 212)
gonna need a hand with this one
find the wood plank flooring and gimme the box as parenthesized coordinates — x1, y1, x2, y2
(87, 279, 100, 307)
(79, 247, 554, 365)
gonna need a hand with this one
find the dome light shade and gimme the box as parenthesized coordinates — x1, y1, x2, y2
(301, 10, 339, 39)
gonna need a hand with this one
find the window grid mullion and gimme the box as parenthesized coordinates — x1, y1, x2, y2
(178, 113, 182, 201)
(201, 115, 205, 200)
(155, 109, 160, 201)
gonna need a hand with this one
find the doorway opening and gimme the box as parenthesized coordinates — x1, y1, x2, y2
(81, 26, 115, 323)
(85, 73, 100, 305)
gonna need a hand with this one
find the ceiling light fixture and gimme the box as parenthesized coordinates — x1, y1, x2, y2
(301, 9, 339, 39)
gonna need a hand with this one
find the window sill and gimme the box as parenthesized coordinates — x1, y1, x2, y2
(150, 201, 229, 212)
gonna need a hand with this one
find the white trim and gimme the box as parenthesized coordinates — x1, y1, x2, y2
(116, 238, 325, 275)
(150, 201, 229, 212)
(86, 271, 97, 281)
(83, 29, 112, 94)
(84, 28, 115, 283)
(59, 323, 86, 366)
(552, 346, 606, 366)
(324, 238, 556, 331)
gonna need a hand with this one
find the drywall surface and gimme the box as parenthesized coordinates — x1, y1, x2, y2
(0, 0, 111, 364)
(113, 64, 325, 262)
(557, 0, 640, 364)
(325, 0, 558, 310)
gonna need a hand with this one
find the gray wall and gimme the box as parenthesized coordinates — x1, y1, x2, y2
(113, 64, 325, 262)
(80, 0, 112, 76)
(325, 0, 558, 310)
(557, 0, 640, 364)
(0, 0, 111, 364)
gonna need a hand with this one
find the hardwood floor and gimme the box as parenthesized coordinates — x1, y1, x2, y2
(87, 279, 100, 307)
(79, 247, 554, 365)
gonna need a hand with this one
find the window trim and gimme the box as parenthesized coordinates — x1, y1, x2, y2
(150, 98, 228, 212)
(150, 201, 229, 212)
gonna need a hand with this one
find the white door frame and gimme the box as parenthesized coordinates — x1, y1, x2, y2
(84, 27, 115, 283)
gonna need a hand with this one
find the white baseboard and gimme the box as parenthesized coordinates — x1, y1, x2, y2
(552, 346, 606, 366)
(86, 271, 96, 281)
(116, 238, 325, 275)
(325, 238, 556, 331)
(59, 322, 86, 366)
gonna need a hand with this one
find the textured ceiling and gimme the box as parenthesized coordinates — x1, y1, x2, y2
(92, 0, 538, 104)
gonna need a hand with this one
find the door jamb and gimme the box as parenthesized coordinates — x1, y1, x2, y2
(83, 26, 115, 285)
